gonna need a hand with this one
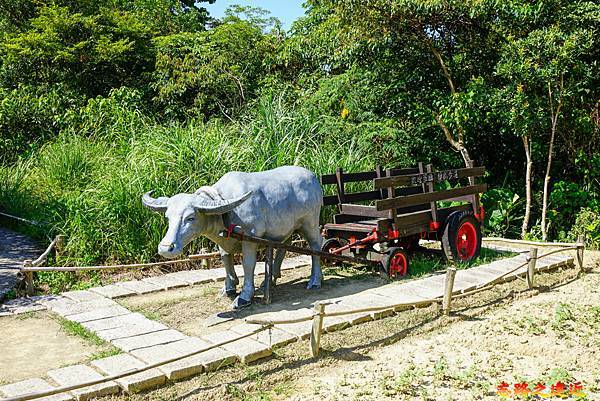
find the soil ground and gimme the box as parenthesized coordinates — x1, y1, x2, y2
(106, 248, 599, 401)
(0, 311, 113, 383)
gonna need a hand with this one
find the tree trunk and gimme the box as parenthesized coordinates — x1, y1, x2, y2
(541, 78, 563, 241)
(433, 113, 473, 167)
(521, 135, 533, 239)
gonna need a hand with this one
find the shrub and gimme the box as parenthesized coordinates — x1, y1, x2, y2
(0, 85, 82, 162)
(568, 207, 600, 250)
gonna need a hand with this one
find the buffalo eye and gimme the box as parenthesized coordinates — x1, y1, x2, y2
(185, 215, 196, 223)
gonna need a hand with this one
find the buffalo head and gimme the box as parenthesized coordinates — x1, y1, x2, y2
(142, 189, 251, 258)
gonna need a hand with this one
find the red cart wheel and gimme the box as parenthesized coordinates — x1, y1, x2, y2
(382, 247, 409, 278)
(442, 211, 482, 263)
(321, 238, 345, 266)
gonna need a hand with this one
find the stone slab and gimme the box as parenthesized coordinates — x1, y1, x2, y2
(47, 365, 119, 401)
(462, 267, 503, 282)
(89, 285, 136, 299)
(61, 290, 107, 303)
(159, 347, 237, 380)
(0, 378, 73, 401)
(111, 329, 188, 352)
(203, 267, 226, 281)
(1, 297, 47, 315)
(323, 315, 351, 332)
(66, 305, 131, 323)
(202, 330, 272, 364)
(280, 255, 312, 269)
(81, 313, 149, 332)
(401, 281, 445, 299)
(91, 354, 166, 393)
(95, 320, 168, 341)
(131, 337, 211, 365)
(230, 323, 297, 348)
(164, 270, 213, 285)
(372, 285, 431, 303)
(43, 298, 117, 317)
(115, 280, 162, 295)
(141, 275, 189, 290)
(275, 320, 312, 339)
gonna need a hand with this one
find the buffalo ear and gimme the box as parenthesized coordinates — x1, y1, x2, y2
(142, 191, 169, 213)
(192, 191, 252, 215)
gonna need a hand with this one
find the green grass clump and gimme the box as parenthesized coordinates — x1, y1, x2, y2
(57, 318, 106, 346)
(0, 95, 374, 267)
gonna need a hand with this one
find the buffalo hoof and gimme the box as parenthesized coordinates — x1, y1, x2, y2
(232, 296, 252, 309)
(220, 287, 238, 299)
(306, 281, 322, 290)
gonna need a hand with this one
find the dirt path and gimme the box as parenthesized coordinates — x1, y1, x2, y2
(104, 250, 599, 401)
(0, 312, 111, 383)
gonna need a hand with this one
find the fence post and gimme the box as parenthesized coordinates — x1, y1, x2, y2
(55, 235, 66, 261)
(442, 268, 456, 315)
(527, 247, 538, 289)
(23, 260, 34, 296)
(576, 234, 585, 274)
(310, 302, 326, 357)
(200, 248, 213, 269)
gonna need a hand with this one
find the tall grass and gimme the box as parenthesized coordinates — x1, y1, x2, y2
(0, 93, 378, 265)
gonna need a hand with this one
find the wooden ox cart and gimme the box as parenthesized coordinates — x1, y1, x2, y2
(320, 162, 487, 277)
(221, 162, 486, 302)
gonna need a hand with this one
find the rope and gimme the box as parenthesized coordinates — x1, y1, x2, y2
(483, 237, 581, 248)
(0, 211, 42, 227)
(21, 252, 220, 272)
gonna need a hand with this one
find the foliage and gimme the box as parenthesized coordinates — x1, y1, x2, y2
(152, 16, 279, 119)
(0, 84, 82, 162)
(568, 208, 600, 250)
(0, 0, 598, 265)
(481, 189, 524, 238)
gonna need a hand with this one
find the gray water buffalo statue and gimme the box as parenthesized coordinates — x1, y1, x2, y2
(142, 166, 323, 308)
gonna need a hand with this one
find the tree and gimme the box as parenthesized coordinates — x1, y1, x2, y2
(497, 26, 596, 239)
(152, 13, 280, 119)
(282, 0, 503, 167)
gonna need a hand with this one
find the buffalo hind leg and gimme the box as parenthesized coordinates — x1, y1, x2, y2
(220, 252, 238, 299)
(302, 221, 323, 289)
(233, 242, 258, 309)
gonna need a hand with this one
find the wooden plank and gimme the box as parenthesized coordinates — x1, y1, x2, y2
(376, 184, 487, 211)
(333, 214, 371, 224)
(323, 194, 339, 206)
(343, 190, 382, 203)
(374, 167, 486, 189)
(394, 209, 432, 227)
(321, 170, 377, 185)
(324, 223, 375, 233)
(341, 204, 391, 218)
(388, 167, 419, 176)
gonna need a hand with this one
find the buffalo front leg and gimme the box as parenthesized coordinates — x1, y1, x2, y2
(259, 247, 284, 291)
(220, 252, 238, 299)
(303, 223, 323, 289)
(273, 248, 285, 281)
(233, 241, 258, 309)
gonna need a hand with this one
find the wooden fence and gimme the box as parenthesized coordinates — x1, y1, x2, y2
(2, 236, 586, 400)
(247, 235, 586, 357)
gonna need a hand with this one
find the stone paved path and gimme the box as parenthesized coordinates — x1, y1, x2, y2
(0, 249, 576, 400)
(0, 227, 42, 301)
